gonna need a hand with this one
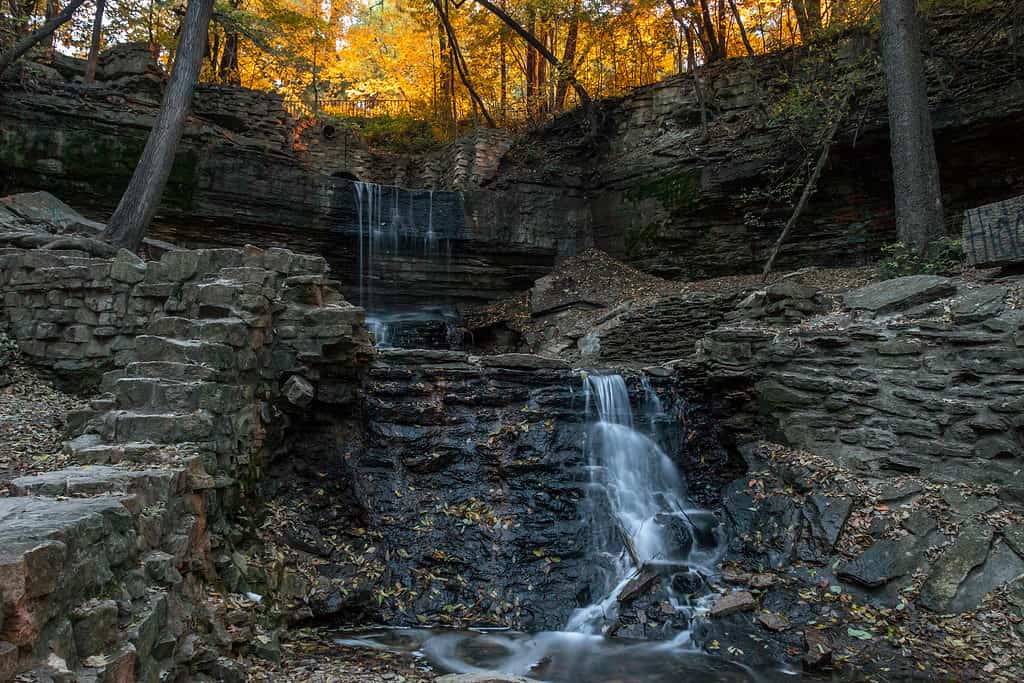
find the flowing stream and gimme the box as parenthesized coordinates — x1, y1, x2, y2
(332, 373, 800, 681)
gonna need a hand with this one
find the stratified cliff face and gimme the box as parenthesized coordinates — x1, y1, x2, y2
(2, 5, 1021, 303)
(0, 82, 561, 309)
(486, 4, 1024, 279)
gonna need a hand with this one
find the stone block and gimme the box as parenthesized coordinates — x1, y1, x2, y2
(159, 250, 202, 281)
(0, 641, 17, 681)
(72, 599, 119, 658)
(110, 249, 146, 284)
(283, 375, 314, 407)
(843, 276, 956, 314)
(963, 194, 1024, 267)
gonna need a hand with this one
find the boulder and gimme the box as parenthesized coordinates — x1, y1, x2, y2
(843, 275, 956, 314)
(709, 591, 756, 617)
(0, 192, 104, 233)
(97, 42, 163, 81)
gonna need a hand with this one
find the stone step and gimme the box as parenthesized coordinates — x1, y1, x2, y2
(100, 409, 216, 444)
(114, 376, 252, 413)
(64, 434, 173, 464)
(124, 361, 224, 382)
(10, 465, 182, 501)
(134, 335, 237, 369)
(146, 316, 250, 347)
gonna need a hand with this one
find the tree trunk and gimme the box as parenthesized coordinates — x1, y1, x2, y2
(696, 0, 725, 61)
(84, 0, 106, 82)
(729, 0, 755, 56)
(525, 15, 537, 114)
(793, 0, 822, 41)
(432, 0, 495, 127)
(472, 0, 596, 132)
(437, 13, 455, 134)
(500, 31, 508, 121)
(554, 4, 579, 111)
(101, 0, 214, 251)
(0, 0, 87, 77)
(218, 0, 240, 84)
(44, 0, 57, 49)
(880, 0, 944, 255)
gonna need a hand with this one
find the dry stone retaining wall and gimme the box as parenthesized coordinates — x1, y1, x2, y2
(0, 244, 372, 681)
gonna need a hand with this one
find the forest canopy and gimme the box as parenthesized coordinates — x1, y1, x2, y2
(1, 0, 995, 136)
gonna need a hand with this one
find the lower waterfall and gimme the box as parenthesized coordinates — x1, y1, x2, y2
(333, 372, 799, 681)
(566, 373, 724, 635)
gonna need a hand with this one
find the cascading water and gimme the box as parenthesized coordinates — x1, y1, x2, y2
(350, 181, 460, 348)
(567, 373, 724, 635)
(335, 372, 797, 681)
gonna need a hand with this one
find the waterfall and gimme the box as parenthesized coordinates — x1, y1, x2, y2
(350, 181, 454, 347)
(567, 373, 724, 635)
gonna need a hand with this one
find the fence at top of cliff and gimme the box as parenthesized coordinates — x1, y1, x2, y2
(283, 97, 413, 120)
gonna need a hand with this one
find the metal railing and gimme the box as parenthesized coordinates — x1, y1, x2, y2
(283, 97, 412, 120)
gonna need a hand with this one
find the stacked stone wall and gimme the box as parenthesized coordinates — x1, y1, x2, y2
(0, 244, 371, 681)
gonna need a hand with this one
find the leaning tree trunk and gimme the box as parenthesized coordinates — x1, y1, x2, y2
(432, 0, 495, 127)
(880, 0, 944, 255)
(729, 0, 755, 56)
(0, 0, 88, 77)
(554, 3, 580, 111)
(84, 0, 106, 83)
(101, 0, 214, 251)
(472, 0, 597, 133)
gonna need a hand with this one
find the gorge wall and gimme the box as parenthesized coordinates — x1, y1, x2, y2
(486, 4, 1024, 279)
(0, 77, 566, 310)
(3, 6, 1022, 310)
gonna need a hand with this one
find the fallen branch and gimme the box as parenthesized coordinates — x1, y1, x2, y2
(614, 518, 643, 570)
(0, 0, 89, 78)
(761, 90, 852, 279)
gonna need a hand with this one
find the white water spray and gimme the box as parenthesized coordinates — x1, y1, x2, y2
(567, 373, 724, 634)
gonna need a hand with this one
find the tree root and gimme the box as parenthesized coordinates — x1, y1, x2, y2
(41, 236, 119, 257)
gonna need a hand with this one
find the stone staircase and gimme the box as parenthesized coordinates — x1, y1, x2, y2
(1, 243, 372, 681)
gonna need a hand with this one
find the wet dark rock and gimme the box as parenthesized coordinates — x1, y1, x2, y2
(617, 567, 662, 605)
(651, 514, 695, 559)
(919, 522, 993, 612)
(802, 628, 832, 670)
(795, 496, 853, 564)
(843, 276, 956, 314)
(757, 613, 789, 632)
(836, 538, 921, 588)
